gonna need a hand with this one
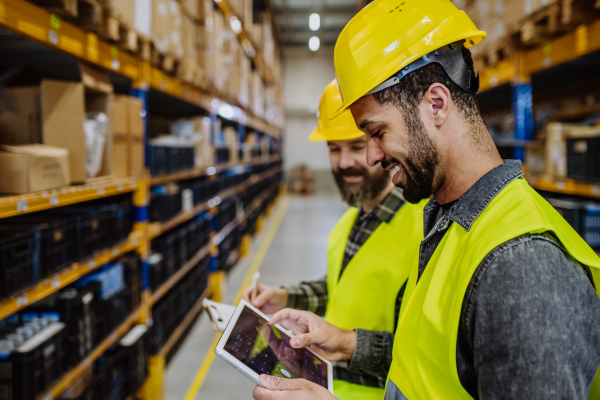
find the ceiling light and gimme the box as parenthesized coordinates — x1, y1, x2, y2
(309, 36, 320, 52)
(309, 13, 320, 31)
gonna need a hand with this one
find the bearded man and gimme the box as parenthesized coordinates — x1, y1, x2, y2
(242, 80, 425, 400)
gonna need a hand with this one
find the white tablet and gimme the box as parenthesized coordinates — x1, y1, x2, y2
(215, 300, 334, 393)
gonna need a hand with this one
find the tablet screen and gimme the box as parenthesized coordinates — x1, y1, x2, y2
(222, 305, 329, 388)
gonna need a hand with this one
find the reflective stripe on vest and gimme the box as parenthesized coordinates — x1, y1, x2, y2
(386, 178, 600, 400)
(325, 201, 425, 400)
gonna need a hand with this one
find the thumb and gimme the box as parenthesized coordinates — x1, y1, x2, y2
(289, 332, 318, 349)
(258, 375, 306, 390)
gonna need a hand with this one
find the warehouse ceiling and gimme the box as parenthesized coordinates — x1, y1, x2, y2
(271, 0, 366, 47)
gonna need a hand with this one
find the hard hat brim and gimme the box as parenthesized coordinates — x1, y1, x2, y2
(309, 126, 365, 142)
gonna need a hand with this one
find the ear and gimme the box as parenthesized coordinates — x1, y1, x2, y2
(423, 83, 451, 127)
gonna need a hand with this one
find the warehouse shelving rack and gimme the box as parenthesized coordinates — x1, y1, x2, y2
(475, 13, 600, 199)
(478, 16, 600, 162)
(0, 0, 284, 399)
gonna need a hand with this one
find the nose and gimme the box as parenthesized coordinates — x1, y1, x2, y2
(339, 147, 355, 170)
(366, 138, 385, 167)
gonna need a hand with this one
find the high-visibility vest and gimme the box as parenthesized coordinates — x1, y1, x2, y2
(385, 178, 600, 400)
(324, 200, 425, 400)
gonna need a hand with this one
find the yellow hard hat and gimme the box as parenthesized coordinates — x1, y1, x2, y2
(309, 80, 364, 142)
(332, 0, 486, 118)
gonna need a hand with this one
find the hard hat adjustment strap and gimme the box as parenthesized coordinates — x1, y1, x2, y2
(365, 41, 480, 96)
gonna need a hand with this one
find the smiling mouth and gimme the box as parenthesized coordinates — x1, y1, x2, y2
(343, 175, 363, 182)
(391, 165, 401, 177)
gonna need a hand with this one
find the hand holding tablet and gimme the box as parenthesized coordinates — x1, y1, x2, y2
(215, 300, 334, 393)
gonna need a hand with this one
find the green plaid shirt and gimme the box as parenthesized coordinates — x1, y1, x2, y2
(285, 188, 407, 387)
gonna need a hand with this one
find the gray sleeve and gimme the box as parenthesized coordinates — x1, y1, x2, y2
(347, 329, 394, 379)
(463, 233, 600, 400)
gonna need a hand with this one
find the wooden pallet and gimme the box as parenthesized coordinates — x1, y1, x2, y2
(29, 0, 101, 24)
(150, 44, 178, 74)
(473, 35, 517, 69)
(520, 3, 561, 45)
(561, 0, 600, 26)
(100, 9, 149, 59)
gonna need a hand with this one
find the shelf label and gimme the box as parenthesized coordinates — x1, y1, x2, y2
(48, 30, 59, 45)
(17, 199, 28, 212)
(543, 42, 552, 68)
(556, 181, 566, 191)
(87, 260, 96, 269)
(52, 276, 60, 289)
(576, 24, 588, 55)
(111, 58, 120, 70)
(16, 294, 27, 307)
(97, 187, 105, 196)
(117, 183, 124, 192)
(591, 185, 599, 196)
(112, 248, 119, 257)
(43, 393, 52, 400)
(49, 195, 59, 206)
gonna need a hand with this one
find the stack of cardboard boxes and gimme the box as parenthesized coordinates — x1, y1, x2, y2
(112, 96, 145, 178)
(0, 62, 148, 193)
(453, 0, 588, 66)
(96, 0, 282, 126)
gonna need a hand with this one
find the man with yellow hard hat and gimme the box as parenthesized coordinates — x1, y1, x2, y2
(242, 80, 425, 400)
(252, 1, 600, 399)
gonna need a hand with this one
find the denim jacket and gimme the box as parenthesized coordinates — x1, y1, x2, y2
(350, 160, 600, 399)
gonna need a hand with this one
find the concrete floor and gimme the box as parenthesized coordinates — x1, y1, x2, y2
(164, 194, 346, 400)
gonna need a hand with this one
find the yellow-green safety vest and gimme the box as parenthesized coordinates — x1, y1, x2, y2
(324, 200, 426, 400)
(386, 178, 600, 400)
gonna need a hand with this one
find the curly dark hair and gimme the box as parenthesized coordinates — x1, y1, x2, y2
(372, 45, 483, 128)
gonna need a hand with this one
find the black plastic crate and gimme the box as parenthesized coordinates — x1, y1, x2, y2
(150, 190, 182, 223)
(148, 254, 166, 292)
(583, 204, 600, 249)
(6, 215, 77, 278)
(0, 229, 41, 301)
(148, 146, 166, 176)
(567, 137, 600, 182)
(215, 148, 230, 164)
(148, 257, 209, 355)
(122, 255, 142, 313)
(0, 322, 65, 400)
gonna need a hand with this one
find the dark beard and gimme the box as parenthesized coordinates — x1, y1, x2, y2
(332, 165, 390, 207)
(383, 108, 439, 204)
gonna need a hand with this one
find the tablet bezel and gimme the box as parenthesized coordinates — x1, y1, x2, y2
(215, 300, 334, 393)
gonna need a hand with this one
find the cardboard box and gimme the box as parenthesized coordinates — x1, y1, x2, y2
(504, 0, 526, 29)
(0, 66, 113, 183)
(104, 0, 135, 26)
(153, 0, 171, 53)
(113, 95, 144, 138)
(0, 144, 70, 194)
(168, 0, 184, 58)
(542, 123, 600, 179)
(113, 135, 145, 177)
(181, 0, 198, 18)
(198, 0, 214, 21)
(525, 141, 546, 174)
(135, 0, 152, 37)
